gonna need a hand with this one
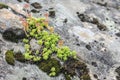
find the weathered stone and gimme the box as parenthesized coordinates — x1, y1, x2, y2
(30, 39, 41, 51)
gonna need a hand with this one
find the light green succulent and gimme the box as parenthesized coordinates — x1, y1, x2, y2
(50, 67, 56, 72)
(24, 53, 33, 60)
(24, 44, 30, 50)
(37, 40, 43, 45)
(23, 38, 29, 43)
(33, 56, 41, 62)
(49, 72, 56, 77)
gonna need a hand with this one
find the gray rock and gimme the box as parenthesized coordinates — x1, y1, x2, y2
(30, 39, 41, 51)
(13, 43, 25, 53)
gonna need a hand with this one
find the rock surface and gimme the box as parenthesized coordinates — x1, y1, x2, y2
(0, 0, 120, 80)
(30, 39, 41, 51)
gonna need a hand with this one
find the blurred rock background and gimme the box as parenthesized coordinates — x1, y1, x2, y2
(0, 0, 120, 80)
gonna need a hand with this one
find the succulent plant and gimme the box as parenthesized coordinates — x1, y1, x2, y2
(49, 72, 56, 77)
(21, 17, 77, 77)
(23, 38, 29, 43)
(51, 67, 56, 72)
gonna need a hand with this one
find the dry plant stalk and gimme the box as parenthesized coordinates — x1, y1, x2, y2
(19, 3, 31, 35)
(58, 40, 64, 47)
(48, 27, 54, 33)
(19, 17, 28, 35)
(44, 13, 49, 28)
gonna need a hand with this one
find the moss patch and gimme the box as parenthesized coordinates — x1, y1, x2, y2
(80, 74, 91, 80)
(63, 58, 91, 80)
(5, 50, 15, 65)
(37, 58, 61, 76)
(14, 52, 26, 62)
(64, 73, 71, 80)
(0, 3, 8, 9)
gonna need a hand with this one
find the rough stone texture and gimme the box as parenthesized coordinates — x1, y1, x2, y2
(0, 0, 120, 80)
(30, 39, 41, 51)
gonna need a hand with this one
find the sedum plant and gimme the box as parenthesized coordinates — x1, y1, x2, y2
(21, 16, 77, 77)
(49, 72, 56, 77)
(33, 56, 41, 62)
(22, 17, 77, 62)
(49, 67, 56, 77)
(23, 38, 29, 43)
(57, 46, 77, 61)
(24, 52, 33, 60)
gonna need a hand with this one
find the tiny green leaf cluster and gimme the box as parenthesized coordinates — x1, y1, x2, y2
(49, 67, 56, 76)
(57, 46, 77, 61)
